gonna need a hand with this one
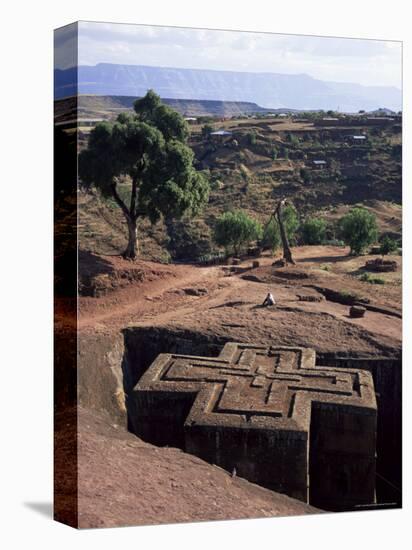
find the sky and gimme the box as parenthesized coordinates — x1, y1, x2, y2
(55, 21, 402, 89)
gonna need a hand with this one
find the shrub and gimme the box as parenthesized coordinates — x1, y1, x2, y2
(324, 239, 345, 247)
(359, 273, 386, 285)
(300, 217, 327, 245)
(339, 289, 362, 302)
(213, 210, 263, 256)
(379, 236, 398, 257)
(338, 207, 378, 255)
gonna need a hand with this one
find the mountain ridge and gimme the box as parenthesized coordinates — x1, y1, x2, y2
(54, 62, 401, 112)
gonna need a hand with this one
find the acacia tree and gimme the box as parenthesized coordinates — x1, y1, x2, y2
(79, 90, 209, 259)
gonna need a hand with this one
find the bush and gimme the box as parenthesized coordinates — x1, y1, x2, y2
(339, 289, 363, 302)
(213, 210, 263, 256)
(324, 239, 345, 247)
(379, 236, 398, 257)
(338, 207, 378, 255)
(300, 217, 327, 245)
(359, 273, 386, 285)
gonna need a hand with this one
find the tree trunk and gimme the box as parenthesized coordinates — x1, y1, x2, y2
(124, 218, 139, 259)
(276, 202, 295, 265)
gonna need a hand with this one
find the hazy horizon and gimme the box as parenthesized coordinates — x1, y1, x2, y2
(64, 61, 401, 92)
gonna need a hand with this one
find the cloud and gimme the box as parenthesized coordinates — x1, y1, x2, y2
(76, 21, 401, 88)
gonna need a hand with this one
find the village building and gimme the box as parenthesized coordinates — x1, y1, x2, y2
(311, 159, 327, 170)
(349, 134, 367, 144)
(209, 129, 233, 141)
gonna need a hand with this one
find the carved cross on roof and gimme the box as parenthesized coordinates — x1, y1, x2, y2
(132, 343, 377, 509)
(135, 343, 376, 432)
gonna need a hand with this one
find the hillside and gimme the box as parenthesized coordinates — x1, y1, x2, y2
(55, 406, 318, 528)
(77, 94, 274, 118)
(54, 95, 300, 123)
(74, 111, 402, 261)
(54, 63, 402, 111)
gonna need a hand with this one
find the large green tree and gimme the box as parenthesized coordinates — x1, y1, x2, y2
(79, 90, 209, 259)
(339, 207, 378, 255)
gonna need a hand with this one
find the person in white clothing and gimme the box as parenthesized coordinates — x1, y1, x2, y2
(262, 292, 275, 307)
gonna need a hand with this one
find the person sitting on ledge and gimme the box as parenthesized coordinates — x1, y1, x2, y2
(262, 292, 276, 307)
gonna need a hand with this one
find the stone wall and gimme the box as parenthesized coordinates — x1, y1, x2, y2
(316, 354, 402, 507)
(309, 403, 377, 511)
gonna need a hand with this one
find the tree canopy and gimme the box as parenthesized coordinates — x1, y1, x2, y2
(78, 90, 209, 258)
(339, 207, 378, 255)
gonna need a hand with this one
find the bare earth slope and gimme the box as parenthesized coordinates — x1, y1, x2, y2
(77, 246, 401, 355)
(55, 407, 318, 528)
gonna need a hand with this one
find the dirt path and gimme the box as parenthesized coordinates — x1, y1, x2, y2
(78, 264, 222, 329)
